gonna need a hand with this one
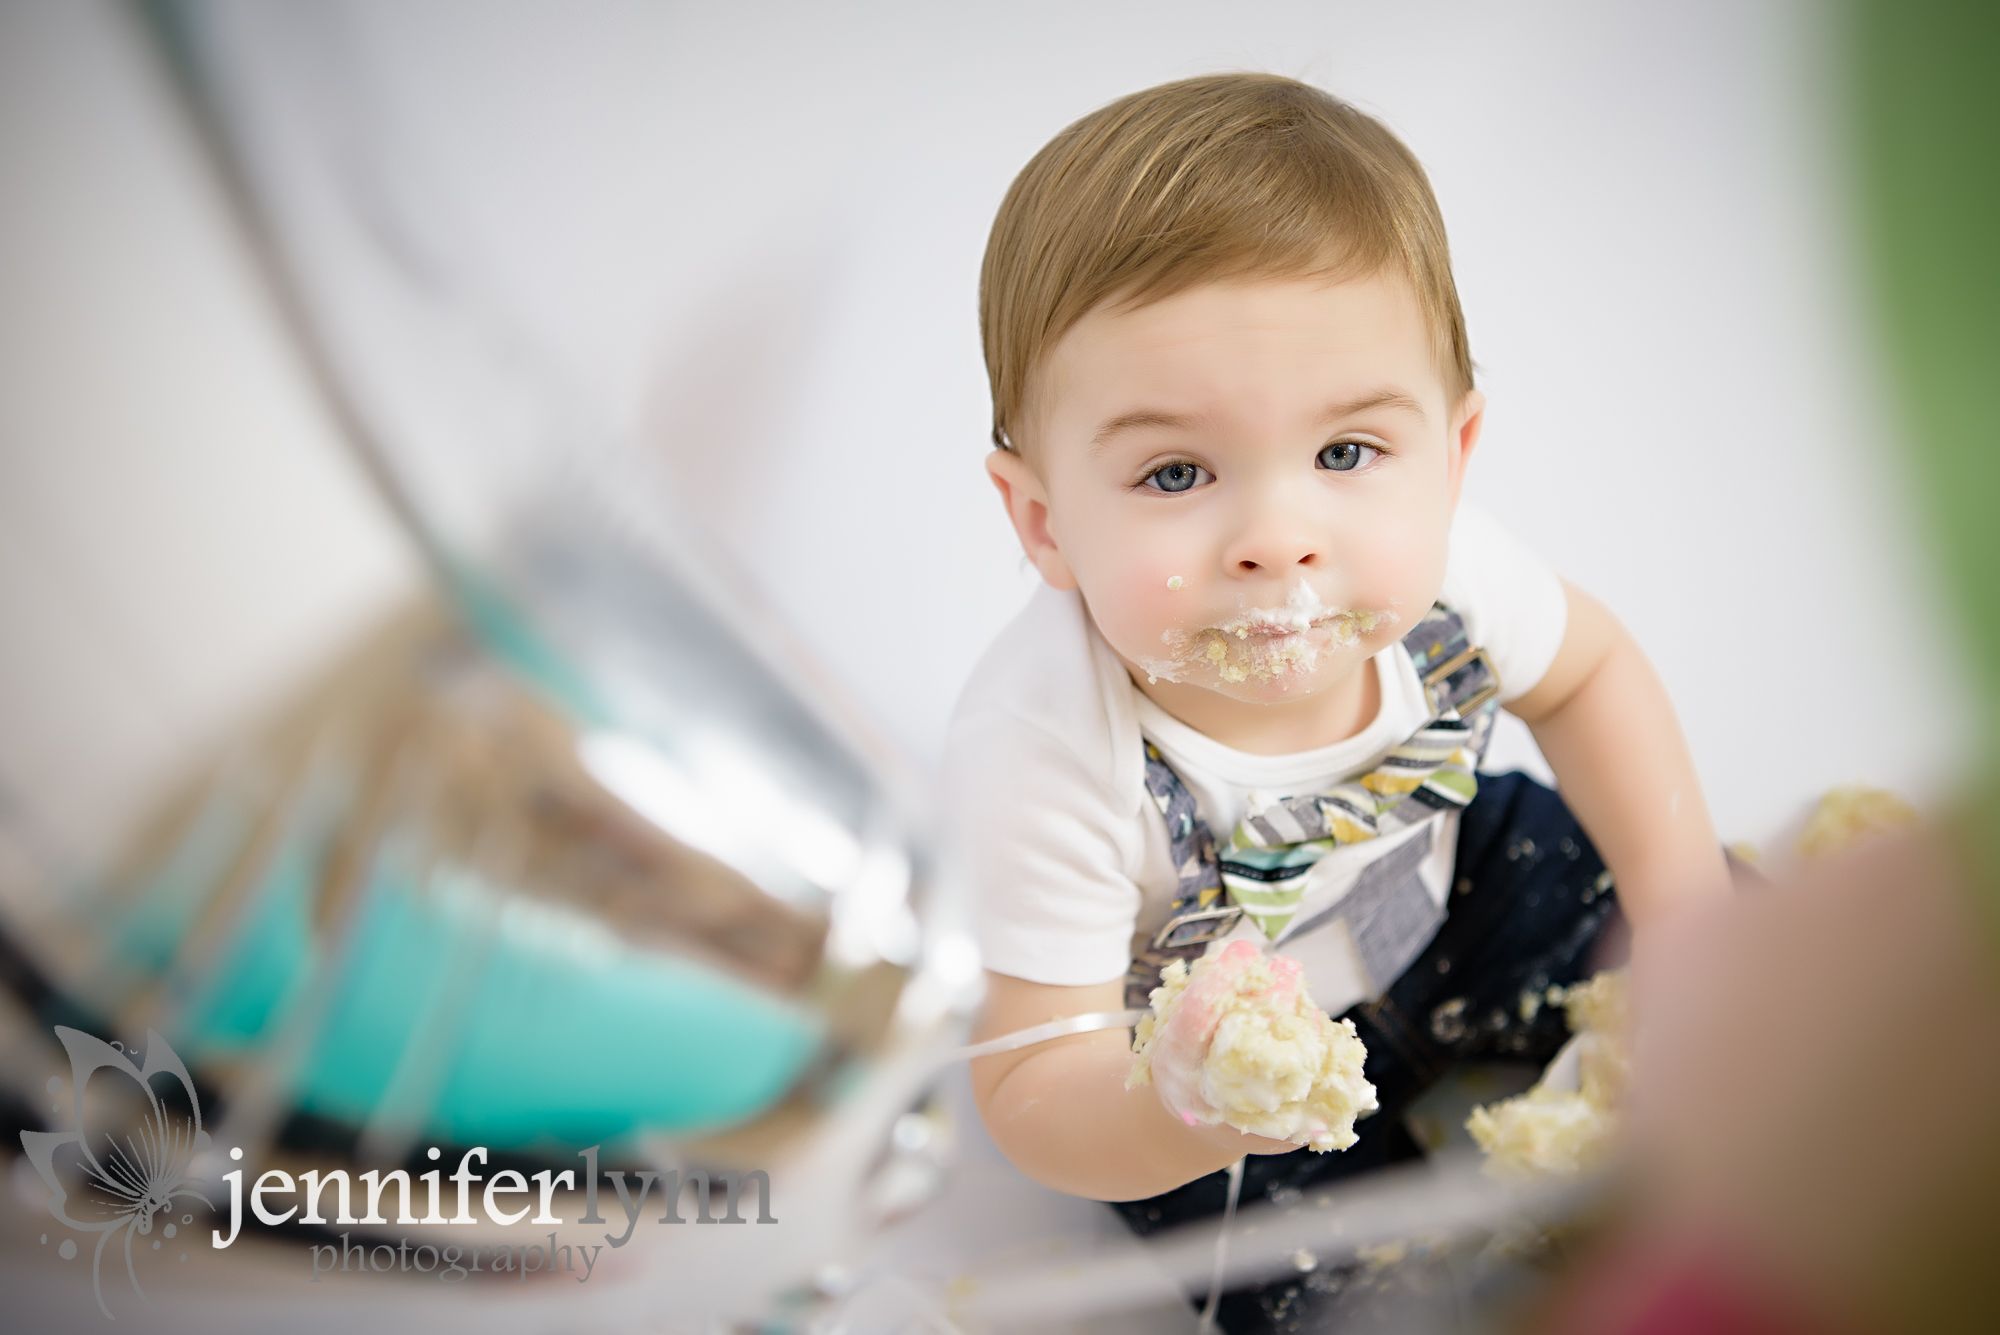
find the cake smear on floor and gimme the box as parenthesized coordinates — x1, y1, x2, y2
(1467, 969, 1630, 1179)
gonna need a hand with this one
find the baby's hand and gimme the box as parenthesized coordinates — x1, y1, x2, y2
(1129, 939, 1376, 1154)
(1132, 940, 1304, 1129)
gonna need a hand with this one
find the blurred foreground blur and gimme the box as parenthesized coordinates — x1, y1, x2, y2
(1, 2, 987, 1327)
(1540, 3, 2000, 1330)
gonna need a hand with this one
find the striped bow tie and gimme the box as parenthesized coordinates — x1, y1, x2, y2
(1221, 709, 1488, 938)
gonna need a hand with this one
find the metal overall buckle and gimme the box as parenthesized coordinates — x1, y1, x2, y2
(1151, 904, 1244, 951)
(1423, 644, 1500, 717)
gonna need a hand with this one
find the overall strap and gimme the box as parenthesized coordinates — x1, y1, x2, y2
(1380, 604, 1503, 827)
(1402, 604, 1502, 719)
(1126, 740, 1223, 1007)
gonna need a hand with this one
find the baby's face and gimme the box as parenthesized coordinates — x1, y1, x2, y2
(1008, 273, 1479, 718)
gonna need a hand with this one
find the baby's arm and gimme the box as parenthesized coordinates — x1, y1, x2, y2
(968, 970, 1298, 1200)
(1508, 581, 1733, 939)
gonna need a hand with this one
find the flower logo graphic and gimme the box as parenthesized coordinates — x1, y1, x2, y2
(20, 1027, 212, 1319)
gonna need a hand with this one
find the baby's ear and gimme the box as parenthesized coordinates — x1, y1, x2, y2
(1447, 388, 1487, 506)
(985, 448, 1078, 591)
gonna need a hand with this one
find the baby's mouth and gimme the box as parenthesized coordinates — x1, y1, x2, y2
(1209, 580, 1390, 648)
(1139, 581, 1397, 686)
(1220, 608, 1363, 640)
(1210, 578, 1363, 639)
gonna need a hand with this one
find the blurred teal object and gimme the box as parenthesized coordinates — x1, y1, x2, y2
(123, 807, 821, 1144)
(302, 861, 822, 1145)
(182, 833, 315, 1047)
(79, 607, 836, 1150)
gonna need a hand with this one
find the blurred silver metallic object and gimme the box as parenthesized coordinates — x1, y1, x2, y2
(0, 0, 978, 1325)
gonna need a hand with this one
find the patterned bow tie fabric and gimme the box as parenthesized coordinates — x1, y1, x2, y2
(1220, 714, 1486, 938)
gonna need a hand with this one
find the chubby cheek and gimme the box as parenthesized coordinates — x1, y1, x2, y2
(1079, 541, 1196, 661)
(1329, 519, 1450, 633)
(1038, 482, 1191, 656)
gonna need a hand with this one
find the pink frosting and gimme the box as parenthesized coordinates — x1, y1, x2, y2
(1206, 940, 1301, 1008)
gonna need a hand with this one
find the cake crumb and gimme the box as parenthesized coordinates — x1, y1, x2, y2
(1795, 786, 1919, 861)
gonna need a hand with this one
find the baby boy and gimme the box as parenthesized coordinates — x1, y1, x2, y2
(946, 75, 1730, 1221)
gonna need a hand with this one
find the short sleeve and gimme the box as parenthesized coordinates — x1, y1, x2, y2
(940, 709, 1144, 987)
(1437, 503, 1569, 703)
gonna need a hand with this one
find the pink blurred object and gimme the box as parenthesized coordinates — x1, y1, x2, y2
(1546, 827, 2000, 1333)
(1547, 1240, 1849, 1335)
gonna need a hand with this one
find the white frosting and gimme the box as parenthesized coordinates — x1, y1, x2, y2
(1136, 578, 1397, 687)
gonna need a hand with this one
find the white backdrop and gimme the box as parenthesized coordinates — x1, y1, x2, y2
(0, 0, 1967, 875)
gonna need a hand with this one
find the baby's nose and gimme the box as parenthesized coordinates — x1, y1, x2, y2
(1233, 549, 1318, 574)
(1223, 510, 1323, 573)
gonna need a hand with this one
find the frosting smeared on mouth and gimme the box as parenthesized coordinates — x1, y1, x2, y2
(1138, 579, 1396, 685)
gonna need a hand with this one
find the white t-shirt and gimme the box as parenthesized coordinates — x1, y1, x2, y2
(941, 504, 1569, 1012)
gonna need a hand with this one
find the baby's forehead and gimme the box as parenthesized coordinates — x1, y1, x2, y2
(1025, 271, 1451, 444)
(1062, 269, 1431, 356)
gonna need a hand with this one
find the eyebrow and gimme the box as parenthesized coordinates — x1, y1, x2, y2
(1317, 388, 1428, 426)
(1089, 409, 1204, 453)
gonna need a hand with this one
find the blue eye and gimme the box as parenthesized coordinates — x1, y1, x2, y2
(1317, 441, 1379, 472)
(1143, 461, 1211, 493)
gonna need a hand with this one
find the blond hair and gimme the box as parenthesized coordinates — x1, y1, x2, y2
(980, 73, 1473, 451)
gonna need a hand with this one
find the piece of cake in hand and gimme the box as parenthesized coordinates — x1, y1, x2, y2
(1127, 938, 1378, 1152)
